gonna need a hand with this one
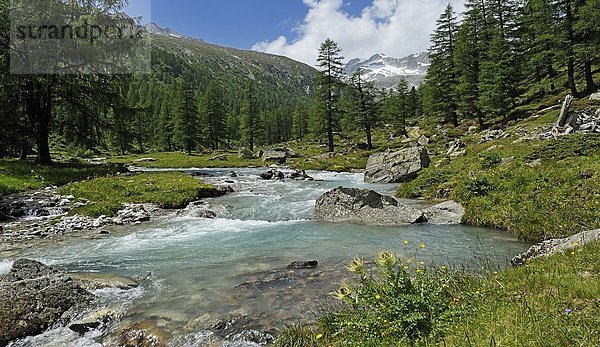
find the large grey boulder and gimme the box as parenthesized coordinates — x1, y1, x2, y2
(261, 147, 300, 164)
(423, 201, 465, 225)
(312, 187, 424, 225)
(364, 147, 430, 183)
(511, 229, 600, 267)
(0, 259, 94, 346)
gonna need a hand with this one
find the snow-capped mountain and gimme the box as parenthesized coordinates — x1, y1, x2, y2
(342, 52, 430, 89)
(143, 23, 196, 40)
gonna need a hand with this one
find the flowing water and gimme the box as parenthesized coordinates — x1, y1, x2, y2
(0, 168, 532, 346)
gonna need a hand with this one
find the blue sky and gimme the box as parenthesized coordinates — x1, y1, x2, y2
(125, 0, 464, 65)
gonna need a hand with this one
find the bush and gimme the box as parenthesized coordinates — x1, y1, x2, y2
(464, 175, 494, 197)
(316, 250, 461, 345)
(479, 153, 502, 170)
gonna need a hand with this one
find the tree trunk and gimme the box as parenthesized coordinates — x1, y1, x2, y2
(26, 80, 53, 165)
(366, 126, 373, 150)
(584, 59, 597, 93)
(19, 138, 28, 160)
(36, 114, 52, 165)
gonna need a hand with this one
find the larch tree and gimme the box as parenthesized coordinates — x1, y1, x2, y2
(316, 38, 344, 152)
(426, 4, 460, 126)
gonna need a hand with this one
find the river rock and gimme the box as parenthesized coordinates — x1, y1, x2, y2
(211, 315, 275, 345)
(179, 201, 218, 219)
(0, 259, 94, 346)
(70, 272, 144, 291)
(286, 260, 318, 269)
(117, 321, 169, 347)
(259, 169, 285, 180)
(289, 170, 314, 181)
(364, 147, 430, 184)
(423, 201, 465, 224)
(511, 229, 600, 267)
(69, 308, 117, 335)
(313, 187, 424, 225)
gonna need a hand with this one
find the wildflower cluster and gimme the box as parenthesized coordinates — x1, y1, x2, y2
(326, 244, 460, 344)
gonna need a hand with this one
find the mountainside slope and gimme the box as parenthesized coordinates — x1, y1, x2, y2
(145, 24, 317, 107)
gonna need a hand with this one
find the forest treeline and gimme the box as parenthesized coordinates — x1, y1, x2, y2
(0, 0, 598, 164)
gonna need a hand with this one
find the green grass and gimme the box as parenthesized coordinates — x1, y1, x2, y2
(108, 151, 264, 169)
(60, 172, 217, 217)
(443, 241, 600, 346)
(276, 242, 600, 347)
(0, 159, 124, 195)
(396, 100, 600, 242)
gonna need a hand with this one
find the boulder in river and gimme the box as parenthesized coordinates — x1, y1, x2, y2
(286, 260, 318, 269)
(312, 187, 424, 225)
(259, 169, 285, 180)
(423, 201, 465, 225)
(364, 147, 430, 184)
(511, 229, 600, 267)
(117, 321, 169, 347)
(0, 259, 94, 346)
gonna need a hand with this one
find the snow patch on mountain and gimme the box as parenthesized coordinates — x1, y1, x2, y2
(342, 52, 429, 89)
(143, 23, 198, 41)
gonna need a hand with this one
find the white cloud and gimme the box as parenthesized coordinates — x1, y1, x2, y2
(252, 0, 464, 66)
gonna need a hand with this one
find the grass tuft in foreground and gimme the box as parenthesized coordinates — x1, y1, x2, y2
(60, 172, 217, 217)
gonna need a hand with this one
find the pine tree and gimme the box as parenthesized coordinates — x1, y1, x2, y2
(382, 80, 411, 136)
(575, 0, 599, 93)
(522, 0, 559, 92)
(426, 4, 460, 126)
(240, 81, 260, 152)
(199, 81, 226, 150)
(225, 111, 240, 148)
(174, 80, 200, 155)
(316, 38, 344, 152)
(454, 2, 486, 128)
(292, 102, 308, 141)
(346, 69, 379, 149)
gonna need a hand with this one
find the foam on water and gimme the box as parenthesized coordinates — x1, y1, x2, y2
(0, 259, 13, 275)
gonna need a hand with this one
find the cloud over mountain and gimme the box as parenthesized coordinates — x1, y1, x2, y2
(252, 0, 464, 66)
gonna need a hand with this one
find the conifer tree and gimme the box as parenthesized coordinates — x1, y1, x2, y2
(199, 81, 226, 150)
(316, 38, 344, 152)
(240, 81, 260, 152)
(346, 69, 379, 149)
(454, 1, 486, 128)
(426, 4, 459, 126)
(174, 80, 200, 155)
(575, 0, 599, 92)
(291, 102, 308, 141)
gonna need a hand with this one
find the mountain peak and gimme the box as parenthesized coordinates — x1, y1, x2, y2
(342, 52, 430, 89)
(143, 22, 197, 41)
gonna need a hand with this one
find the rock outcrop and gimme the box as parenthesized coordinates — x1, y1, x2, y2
(312, 187, 424, 225)
(539, 95, 600, 139)
(261, 148, 299, 164)
(364, 147, 430, 183)
(422, 201, 465, 225)
(0, 259, 94, 346)
(511, 229, 600, 267)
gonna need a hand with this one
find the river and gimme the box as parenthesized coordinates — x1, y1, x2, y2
(0, 168, 531, 346)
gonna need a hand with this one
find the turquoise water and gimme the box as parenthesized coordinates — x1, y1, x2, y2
(2, 169, 532, 346)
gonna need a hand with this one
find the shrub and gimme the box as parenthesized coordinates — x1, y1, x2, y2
(479, 153, 502, 170)
(319, 251, 460, 345)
